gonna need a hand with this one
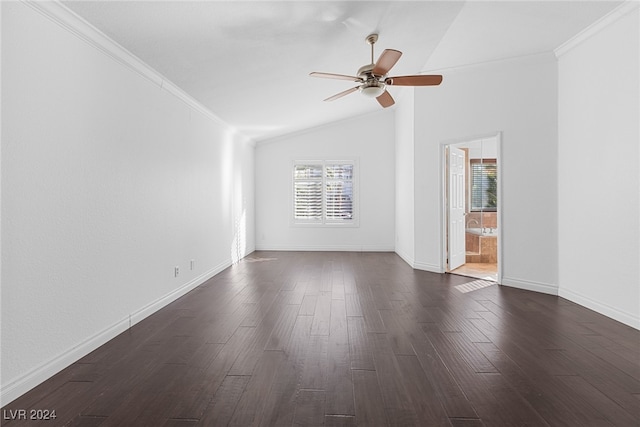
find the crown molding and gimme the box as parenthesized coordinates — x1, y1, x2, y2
(555, 0, 640, 58)
(21, 0, 239, 135)
(420, 51, 555, 76)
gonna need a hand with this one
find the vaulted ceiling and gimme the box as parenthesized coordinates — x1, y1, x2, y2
(62, 1, 622, 142)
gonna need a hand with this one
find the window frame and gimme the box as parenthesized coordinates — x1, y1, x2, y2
(469, 158, 497, 212)
(291, 159, 359, 227)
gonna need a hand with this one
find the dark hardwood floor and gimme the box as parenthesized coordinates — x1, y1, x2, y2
(2, 251, 639, 426)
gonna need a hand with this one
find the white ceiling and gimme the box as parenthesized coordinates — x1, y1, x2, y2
(61, 0, 622, 142)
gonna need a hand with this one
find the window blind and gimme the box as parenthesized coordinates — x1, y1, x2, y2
(470, 160, 497, 211)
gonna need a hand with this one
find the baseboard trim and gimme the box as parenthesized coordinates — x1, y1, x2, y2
(558, 288, 640, 330)
(501, 276, 559, 296)
(255, 244, 395, 252)
(0, 259, 232, 406)
(414, 261, 444, 274)
(129, 259, 232, 326)
(394, 249, 415, 269)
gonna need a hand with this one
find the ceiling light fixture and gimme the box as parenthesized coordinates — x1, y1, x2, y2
(360, 82, 385, 98)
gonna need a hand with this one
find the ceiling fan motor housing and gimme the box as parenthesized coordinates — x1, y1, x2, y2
(357, 63, 386, 97)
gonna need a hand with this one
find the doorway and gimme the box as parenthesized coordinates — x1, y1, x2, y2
(442, 133, 502, 283)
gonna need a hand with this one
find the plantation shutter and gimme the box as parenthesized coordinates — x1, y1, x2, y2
(325, 164, 354, 221)
(294, 164, 323, 221)
(293, 161, 356, 224)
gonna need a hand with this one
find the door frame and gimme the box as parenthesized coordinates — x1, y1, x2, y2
(440, 132, 503, 284)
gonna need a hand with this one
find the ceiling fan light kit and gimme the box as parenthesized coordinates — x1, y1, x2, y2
(310, 33, 443, 108)
(360, 81, 385, 98)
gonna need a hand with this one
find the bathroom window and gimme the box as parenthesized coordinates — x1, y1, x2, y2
(293, 160, 357, 226)
(470, 159, 497, 211)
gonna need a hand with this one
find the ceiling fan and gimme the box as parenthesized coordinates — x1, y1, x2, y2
(310, 34, 443, 108)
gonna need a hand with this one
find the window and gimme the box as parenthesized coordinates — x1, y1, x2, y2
(293, 164, 323, 221)
(470, 159, 497, 211)
(293, 161, 356, 225)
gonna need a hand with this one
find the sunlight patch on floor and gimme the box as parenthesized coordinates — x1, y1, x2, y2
(243, 256, 278, 263)
(455, 279, 495, 293)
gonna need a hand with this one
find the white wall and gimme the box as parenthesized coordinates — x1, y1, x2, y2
(1, 2, 255, 404)
(255, 111, 395, 251)
(395, 90, 416, 265)
(557, 7, 639, 328)
(463, 138, 498, 160)
(413, 53, 559, 293)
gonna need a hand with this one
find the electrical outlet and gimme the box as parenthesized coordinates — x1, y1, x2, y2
(174, 266, 180, 277)
(190, 259, 195, 270)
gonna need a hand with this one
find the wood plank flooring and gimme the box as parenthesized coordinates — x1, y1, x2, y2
(451, 263, 497, 282)
(2, 251, 639, 426)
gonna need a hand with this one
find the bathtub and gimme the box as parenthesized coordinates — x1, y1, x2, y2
(465, 228, 498, 263)
(466, 227, 498, 237)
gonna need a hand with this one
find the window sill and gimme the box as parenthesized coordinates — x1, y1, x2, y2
(291, 221, 360, 228)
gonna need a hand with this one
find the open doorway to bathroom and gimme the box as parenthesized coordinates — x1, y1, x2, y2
(442, 133, 501, 282)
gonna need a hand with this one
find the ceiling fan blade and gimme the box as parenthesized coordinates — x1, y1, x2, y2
(372, 49, 402, 76)
(376, 90, 395, 108)
(385, 75, 443, 86)
(310, 72, 363, 82)
(324, 86, 360, 102)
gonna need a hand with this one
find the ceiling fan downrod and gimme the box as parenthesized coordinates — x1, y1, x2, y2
(366, 33, 378, 65)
